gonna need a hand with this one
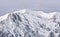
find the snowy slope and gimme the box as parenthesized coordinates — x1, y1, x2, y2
(0, 13, 9, 21)
(0, 9, 60, 37)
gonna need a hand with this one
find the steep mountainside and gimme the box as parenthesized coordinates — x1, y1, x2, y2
(0, 9, 60, 37)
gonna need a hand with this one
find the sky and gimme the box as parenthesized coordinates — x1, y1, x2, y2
(0, 0, 60, 15)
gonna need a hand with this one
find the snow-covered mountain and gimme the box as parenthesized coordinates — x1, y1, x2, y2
(0, 9, 60, 37)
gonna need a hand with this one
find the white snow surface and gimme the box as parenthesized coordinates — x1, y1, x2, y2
(0, 9, 60, 37)
(0, 9, 57, 21)
(0, 13, 9, 21)
(39, 12, 57, 19)
(13, 9, 27, 14)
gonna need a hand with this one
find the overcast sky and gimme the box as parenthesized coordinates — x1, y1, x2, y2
(0, 0, 60, 15)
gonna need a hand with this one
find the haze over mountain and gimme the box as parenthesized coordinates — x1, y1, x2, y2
(0, 9, 60, 37)
(0, 0, 60, 16)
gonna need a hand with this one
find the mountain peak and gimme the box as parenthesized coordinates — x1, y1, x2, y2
(13, 9, 27, 14)
(0, 9, 60, 37)
(0, 9, 58, 22)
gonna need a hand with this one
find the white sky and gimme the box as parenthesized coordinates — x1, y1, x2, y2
(0, 0, 60, 15)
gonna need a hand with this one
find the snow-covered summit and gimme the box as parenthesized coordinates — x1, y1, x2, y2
(0, 9, 57, 21)
(13, 9, 27, 13)
(0, 9, 60, 37)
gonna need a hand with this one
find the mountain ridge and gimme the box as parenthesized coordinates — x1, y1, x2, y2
(0, 9, 59, 21)
(0, 9, 60, 37)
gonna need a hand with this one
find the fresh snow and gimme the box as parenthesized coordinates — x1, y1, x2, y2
(0, 13, 9, 21)
(13, 9, 27, 14)
(0, 9, 57, 21)
(0, 9, 60, 37)
(39, 12, 57, 19)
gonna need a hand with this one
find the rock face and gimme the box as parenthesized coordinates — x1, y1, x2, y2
(0, 9, 60, 37)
